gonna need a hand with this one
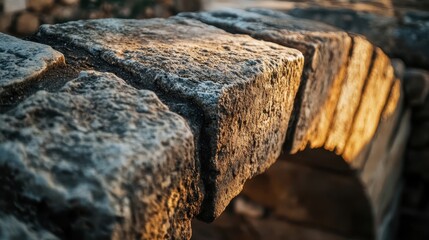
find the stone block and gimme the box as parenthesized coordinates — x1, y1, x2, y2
(343, 48, 394, 161)
(15, 11, 40, 36)
(0, 33, 64, 94)
(0, 71, 201, 239)
(183, 8, 352, 153)
(36, 17, 304, 220)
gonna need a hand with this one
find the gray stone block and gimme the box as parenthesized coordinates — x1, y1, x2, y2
(182, 8, 352, 153)
(36, 17, 304, 220)
(0, 33, 64, 93)
(0, 71, 200, 239)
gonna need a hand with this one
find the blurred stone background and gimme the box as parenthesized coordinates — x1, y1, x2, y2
(0, 0, 201, 36)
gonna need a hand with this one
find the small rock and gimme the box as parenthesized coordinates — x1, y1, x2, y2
(3, 0, 26, 13)
(0, 71, 201, 239)
(37, 17, 304, 221)
(15, 12, 40, 35)
(0, 32, 64, 93)
(27, 0, 54, 12)
(0, 216, 58, 240)
(0, 13, 13, 32)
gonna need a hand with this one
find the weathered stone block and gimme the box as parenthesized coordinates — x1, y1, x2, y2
(0, 71, 201, 239)
(286, 7, 429, 69)
(0, 33, 64, 94)
(15, 12, 41, 35)
(325, 35, 374, 155)
(182, 8, 352, 153)
(343, 48, 394, 161)
(36, 17, 304, 220)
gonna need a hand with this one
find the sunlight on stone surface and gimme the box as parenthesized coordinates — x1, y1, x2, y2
(0, 0, 427, 239)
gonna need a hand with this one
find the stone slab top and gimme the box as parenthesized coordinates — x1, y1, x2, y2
(37, 17, 304, 220)
(0, 33, 64, 92)
(182, 9, 352, 153)
(0, 70, 200, 239)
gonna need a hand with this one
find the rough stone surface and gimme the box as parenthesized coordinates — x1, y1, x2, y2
(0, 13, 13, 32)
(183, 8, 352, 153)
(36, 17, 304, 220)
(325, 35, 374, 155)
(0, 71, 201, 239)
(0, 215, 58, 240)
(285, 7, 429, 69)
(15, 12, 41, 35)
(343, 48, 394, 161)
(0, 32, 64, 93)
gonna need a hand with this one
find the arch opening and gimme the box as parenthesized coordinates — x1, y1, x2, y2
(192, 148, 374, 240)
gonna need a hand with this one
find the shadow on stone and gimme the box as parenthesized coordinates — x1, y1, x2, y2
(192, 148, 375, 240)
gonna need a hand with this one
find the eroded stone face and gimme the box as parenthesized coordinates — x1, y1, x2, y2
(0, 33, 64, 92)
(182, 9, 352, 153)
(36, 17, 304, 220)
(325, 36, 374, 155)
(0, 71, 200, 239)
(343, 48, 395, 161)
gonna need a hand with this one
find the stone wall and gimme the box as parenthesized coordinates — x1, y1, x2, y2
(0, 5, 422, 240)
(0, 0, 200, 36)
(200, 2, 429, 239)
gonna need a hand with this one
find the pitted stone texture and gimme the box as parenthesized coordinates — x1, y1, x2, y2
(183, 9, 352, 153)
(37, 17, 304, 220)
(0, 71, 200, 239)
(343, 48, 395, 161)
(325, 36, 374, 155)
(286, 7, 429, 69)
(0, 33, 64, 93)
